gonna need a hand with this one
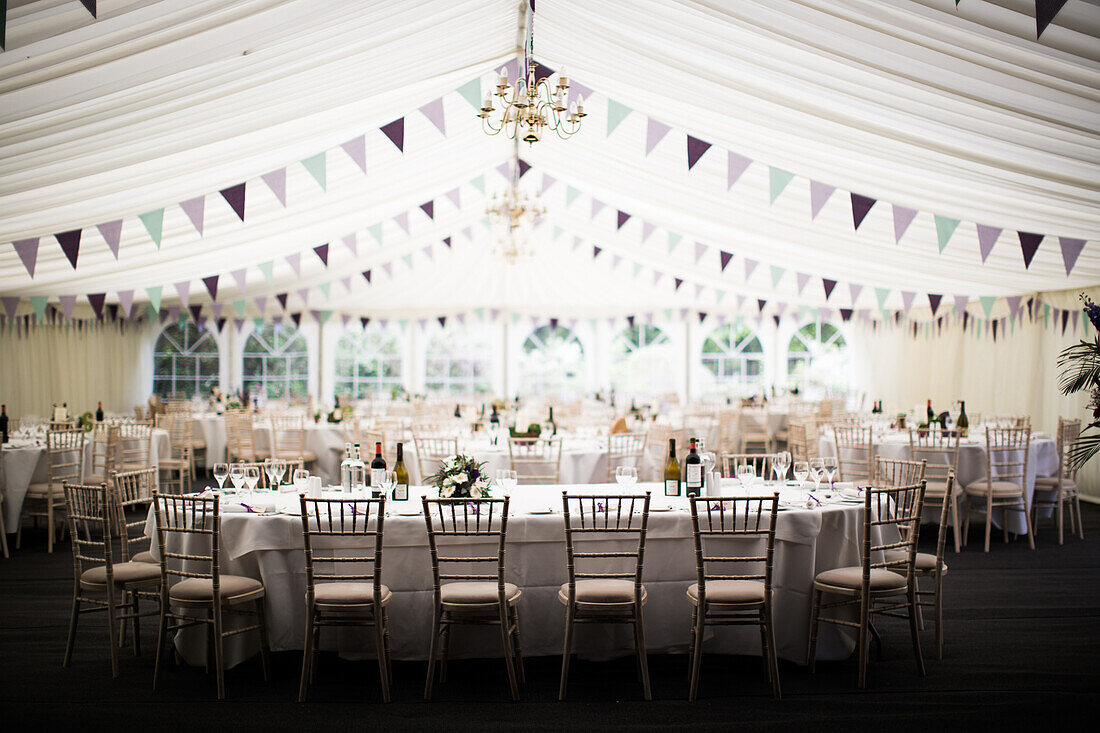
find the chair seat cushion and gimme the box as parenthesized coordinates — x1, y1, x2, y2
(884, 549, 946, 574)
(687, 579, 765, 605)
(964, 479, 1024, 496)
(191, 439, 207, 449)
(924, 480, 951, 497)
(314, 582, 392, 606)
(440, 581, 520, 606)
(1034, 476, 1077, 491)
(25, 482, 63, 497)
(131, 550, 156, 564)
(558, 579, 646, 605)
(81, 561, 161, 587)
(814, 566, 907, 592)
(169, 575, 265, 604)
(277, 450, 316, 462)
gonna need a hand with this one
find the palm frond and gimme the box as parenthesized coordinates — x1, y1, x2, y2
(1067, 427, 1100, 471)
(1057, 337, 1100, 395)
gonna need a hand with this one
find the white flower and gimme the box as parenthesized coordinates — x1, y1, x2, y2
(443, 476, 454, 486)
(440, 486, 453, 498)
(470, 486, 482, 498)
(452, 472, 467, 485)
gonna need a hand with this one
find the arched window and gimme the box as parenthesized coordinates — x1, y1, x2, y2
(334, 325, 403, 399)
(700, 323, 764, 389)
(242, 323, 308, 399)
(152, 323, 220, 398)
(519, 325, 585, 398)
(610, 324, 674, 398)
(787, 320, 848, 388)
(425, 323, 494, 395)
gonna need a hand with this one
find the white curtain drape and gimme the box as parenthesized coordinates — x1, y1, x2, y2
(0, 320, 156, 419)
(848, 286, 1100, 498)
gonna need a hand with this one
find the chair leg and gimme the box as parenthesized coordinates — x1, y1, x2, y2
(1057, 495, 1064, 545)
(689, 607, 705, 701)
(558, 604, 575, 701)
(132, 592, 142, 656)
(46, 497, 55, 554)
(807, 589, 822, 672)
(212, 603, 226, 700)
(857, 597, 870, 689)
(298, 606, 315, 702)
(765, 609, 782, 699)
(255, 599, 271, 682)
(950, 494, 961, 553)
(962, 500, 971, 547)
(984, 501, 992, 553)
(153, 596, 168, 690)
(499, 604, 520, 701)
(1021, 497, 1035, 550)
(510, 605, 525, 685)
(934, 573, 945, 661)
(908, 588, 926, 677)
(634, 608, 652, 701)
(424, 607, 442, 700)
(63, 588, 80, 667)
(1075, 494, 1085, 540)
(382, 611, 393, 689)
(374, 612, 391, 703)
(105, 587, 120, 679)
(438, 624, 450, 683)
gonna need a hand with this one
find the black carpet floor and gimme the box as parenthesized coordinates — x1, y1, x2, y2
(2, 501, 1099, 731)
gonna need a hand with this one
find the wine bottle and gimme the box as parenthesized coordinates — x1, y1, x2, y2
(393, 442, 409, 501)
(926, 399, 934, 425)
(340, 442, 354, 492)
(547, 406, 557, 436)
(1, 404, 9, 444)
(957, 401, 969, 438)
(489, 404, 500, 426)
(370, 441, 386, 489)
(664, 438, 681, 497)
(684, 438, 704, 494)
(95, 401, 104, 422)
(454, 404, 461, 418)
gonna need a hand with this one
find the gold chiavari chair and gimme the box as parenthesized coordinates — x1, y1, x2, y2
(716, 410, 739, 455)
(20, 428, 84, 553)
(508, 437, 563, 485)
(299, 496, 391, 703)
(152, 493, 270, 700)
(111, 467, 158, 564)
(909, 427, 962, 552)
(786, 420, 810, 463)
(1033, 418, 1084, 544)
(606, 433, 646, 481)
(225, 411, 267, 463)
(117, 422, 154, 472)
(0, 448, 9, 558)
(270, 414, 317, 465)
(421, 497, 522, 701)
(155, 415, 193, 495)
(687, 492, 781, 700)
(874, 457, 926, 489)
(808, 481, 927, 688)
(963, 426, 1034, 552)
(85, 423, 119, 486)
(720, 453, 773, 481)
(62, 481, 161, 677)
(413, 436, 459, 481)
(643, 424, 672, 481)
(559, 492, 652, 701)
(833, 425, 875, 484)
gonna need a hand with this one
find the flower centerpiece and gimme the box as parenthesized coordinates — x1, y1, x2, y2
(425, 455, 492, 498)
(1057, 294, 1100, 469)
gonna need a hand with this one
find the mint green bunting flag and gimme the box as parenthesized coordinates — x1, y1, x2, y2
(770, 265, 785, 288)
(146, 304, 158, 320)
(402, 254, 413, 269)
(715, 289, 726, 303)
(668, 232, 682, 254)
(253, 317, 264, 330)
(662, 308, 674, 321)
(257, 261, 275, 285)
(456, 78, 482, 110)
(318, 282, 331, 300)
(512, 313, 521, 325)
(552, 225, 564, 241)
(146, 286, 163, 312)
(470, 174, 485, 195)
(318, 309, 332, 324)
(633, 262, 643, 278)
(768, 167, 794, 205)
(566, 185, 581, 207)
(875, 287, 890, 309)
(1043, 303, 1051, 328)
(233, 299, 246, 317)
(30, 296, 48, 322)
(606, 99, 632, 136)
(368, 223, 383, 245)
(979, 296, 996, 319)
(139, 209, 164, 248)
(301, 153, 327, 191)
(473, 307, 485, 321)
(934, 215, 961, 253)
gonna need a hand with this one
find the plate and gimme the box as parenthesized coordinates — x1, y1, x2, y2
(394, 507, 422, 516)
(527, 508, 555, 515)
(649, 506, 676, 512)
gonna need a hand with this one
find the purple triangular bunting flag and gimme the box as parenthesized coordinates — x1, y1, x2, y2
(617, 210, 631, 230)
(757, 299, 767, 313)
(839, 308, 853, 322)
(220, 183, 246, 221)
(362, 270, 372, 284)
(59, 295, 77, 321)
(901, 291, 916, 313)
(56, 230, 82, 269)
(202, 275, 219, 300)
(822, 278, 837, 301)
(381, 118, 404, 152)
(1036, 0, 1069, 38)
(686, 135, 711, 170)
(443, 236, 452, 248)
(1059, 237, 1086, 276)
(850, 194, 876, 230)
(420, 201, 434, 220)
(593, 245, 602, 258)
(976, 224, 1002, 262)
(262, 168, 287, 207)
(87, 293, 105, 319)
(189, 304, 203, 324)
(720, 251, 733, 272)
(517, 159, 532, 178)
(1019, 232, 1043, 269)
(290, 312, 301, 327)
(892, 205, 918, 243)
(276, 292, 288, 310)
(314, 243, 329, 266)
(674, 278, 683, 291)
(928, 293, 942, 316)
(12, 238, 39, 277)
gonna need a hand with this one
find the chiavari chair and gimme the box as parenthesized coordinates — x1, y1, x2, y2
(874, 457, 926, 489)
(117, 421, 154, 472)
(155, 415, 194, 494)
(508, 437, 563, 484)
(85, 424, 120, 486)
(298, 496, 391, 702)
(1033, 418, 1084, 544)
(421, 497, 522, 701)
(808, 481, 926, 688)
(643, 424, 672, 481)
(833, 425, 875, 484)
(909, 427, 962, 552)
(0, 448, 9, 558)
(270, 414, 317, 465)
(559, 492, 652, 701)
(152, 493, 270, 699)
(720, 452, 773, 481)
(963, 427, 1034, 552)
(62, 481, 160, 677)
(606, 432, 646, 481)
(687, 492, 781, 699)
(20, 428, 84, 553)
(413, 436, 459, 481)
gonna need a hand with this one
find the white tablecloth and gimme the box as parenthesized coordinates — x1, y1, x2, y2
(406, 437, 610, 485)
(1, 429, 170, 534)
(819, 432, 1059, 534)
(145, 482, 872, 670)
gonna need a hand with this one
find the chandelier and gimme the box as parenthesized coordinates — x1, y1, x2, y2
(486, 185, 545, 231)
(478, 14, 585, 144)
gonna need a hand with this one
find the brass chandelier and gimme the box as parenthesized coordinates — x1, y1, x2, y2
(486, 185, 545, 231)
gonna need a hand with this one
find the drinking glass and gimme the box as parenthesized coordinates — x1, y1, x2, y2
(772, 451, 791, 483)
(381, 470, 397, 499)
(244, 466, 261, 493)
(263, 458, 276, 488)
(822, 456, 838, 493)
(615, 466, 638, 488)
(271, 458, 287, 488)
(228, 463, 245, 497)
(736, 463, 756, 491)
(292, 469, 310, 493)
(496, 469, 518, 493)
(212, 462, 228, 491)
(809, 457, 825, 491)
(793, 461, 809, 486)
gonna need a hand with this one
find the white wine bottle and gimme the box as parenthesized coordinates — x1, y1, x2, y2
(393, 442, 409, 501)
(664, 438, 681, 497)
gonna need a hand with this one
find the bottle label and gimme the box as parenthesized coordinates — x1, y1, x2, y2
(686, 464, 703, 489)
(394, 483, 408, 501)
(665, 479, 680, 497)
(370, 468, 385, 487)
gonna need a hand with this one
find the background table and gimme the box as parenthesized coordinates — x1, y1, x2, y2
(406, 437, 610, 485)
(146, 482, 871, 670)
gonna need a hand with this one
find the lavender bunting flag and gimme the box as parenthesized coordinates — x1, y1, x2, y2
(12, 238, 38, 277)
(1059, 237, 1086, 276)
(892, 205, 918, 243)
(117, 290, 134, 317)
(420, 98, 446, 136)
(645, 118, 671, 155)
(286, 252, 301, 275)
(394, 212, 409, 234)
(262, 168, 287, 207)
(976, 224, 1002, 262)
(591, 199, 605, 220)
(231, 268, 248, 295)
(809, 181, 835, 220)
(727, 152, 751, 189)
(796, 272, 810, 295)
(175, 281, 191, 308)
(341, 136, 367, 173)
(694, 241, 708, 264)
(180, 196, 205, 234)
(97, 220, 123, 259)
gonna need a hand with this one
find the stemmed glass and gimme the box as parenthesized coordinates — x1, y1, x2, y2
(809, 457, 825, 492)
(292, 469, 310, 493)
(380, 470, 396, 499)
(244, 466, 261, 496)
(263, 458, 276, 489)
(228, 463, 245, 498)
(212, 462, 228, 492)
(271, 458, 287, 489)
(822, 456, 838, 494)
(772, 451, 791, 484)
(615, 466, 638, 488)
(793, 461, 810, 487)
(496, 469, 518, 493)
(736, 463, 756, 491)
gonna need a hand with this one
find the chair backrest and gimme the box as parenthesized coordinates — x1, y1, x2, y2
(865, 481, 926, 583)
(874, 458, 926, 489)
(932, 473, 956, 568)
(414, 436, 459, 479)
(739, 409, 770, 438)
(720, 452, 773, 480)
(508, 437, 562, 484)
(688, 492, 778, 601)
(607, 433, 646, 479)
(300, 496, 385, 605)
(117, 422, 153, 468)
(166, 414, 194, 461)
(984, 426, 1030, 486)
(111, 467, 157, 562)
(225, 411, 258, 460)
(561, 492, 650, 601)
(64, 481, 113, 581)
(47, 428, 86, 487)
(787, 421, 809, 462)
(152, 493, 220, 590)
(270, 414, 306, 456)
(91, 424, 120, 480)
(1055, 417, 1082, 482)
(422, 497, 510, 603)
(833, 425, 874, 483)
(908, 428, 960, 486)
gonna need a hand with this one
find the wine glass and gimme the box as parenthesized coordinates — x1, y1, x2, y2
(228, 463, 245, 497)
(381, 470, 397, 500)
(212, 462, 228, 491)
(809, 457, 825, 492)
(271, 458, 287, 488)
(292, 469, 310, 493)
(736, 463, 756, 491)
(822, 456, 838, 494)
(497, 469, 518, 493)
(263, 458, 276, 488)
(244, 466, 261, 495)
(615, 465, 638, 488)
(793, 461, 809, 486)
(772, 451, 791, 483)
